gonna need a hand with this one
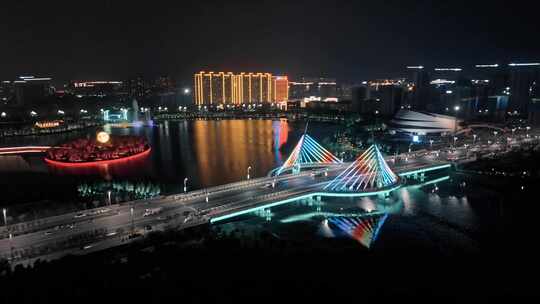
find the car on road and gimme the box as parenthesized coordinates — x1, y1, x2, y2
(44, 231, 53, 236)
(81, 244, 93, 250)
(74, 213, 86, 218)
(143, 207, 162, 217)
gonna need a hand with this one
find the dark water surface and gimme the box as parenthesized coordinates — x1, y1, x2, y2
(0, 119, 522, 256)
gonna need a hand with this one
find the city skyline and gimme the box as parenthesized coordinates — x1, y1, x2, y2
(1, 1, 540, 85)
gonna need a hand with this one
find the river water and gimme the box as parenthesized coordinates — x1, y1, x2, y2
(0, 119, 513, 254)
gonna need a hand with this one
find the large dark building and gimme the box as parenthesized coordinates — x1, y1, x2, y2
(508, 63, 540, 115)
(289, 77, 338, 101)
(406, 66, 430, 110)
(350, 80, 404, 116)
(127, 76, 148, 99)
(13, 76, 53, 106)
(69, 80, 124, 98)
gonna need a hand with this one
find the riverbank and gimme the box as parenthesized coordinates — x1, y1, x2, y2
(0, 120, 102, 138)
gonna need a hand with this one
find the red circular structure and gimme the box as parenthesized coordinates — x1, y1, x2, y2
(45, 136, 152, 175)
(44, 147, 151, 167)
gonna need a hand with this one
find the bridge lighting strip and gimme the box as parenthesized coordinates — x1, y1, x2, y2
(212, 164, 450, 223)
(409, 175, 450, 189)
(280, 211, 387, 224)
(209, 185, 402, 224)
(397, 164, 451, 177)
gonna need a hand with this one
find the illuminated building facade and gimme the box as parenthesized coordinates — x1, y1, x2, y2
(194, 72, 281, 105)
(272, 76, 289, 102)
(69, 81, 124, 97)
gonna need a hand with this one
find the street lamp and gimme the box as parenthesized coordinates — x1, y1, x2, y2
(453, 106, 460, 134)
(526, 126, 531, 138)
(184, 178, 188, 193)
(473, 134, 477, 144)
(429, 139, 434, 149)
(2, 208, 6, 226)
(247, 166, 252, 180)
(130, 207, 134, 235)
(453, 136, 458, 147)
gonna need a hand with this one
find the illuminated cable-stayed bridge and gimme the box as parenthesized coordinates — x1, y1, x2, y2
(324, 144, 399, 193)
(0, 135, 452, 266)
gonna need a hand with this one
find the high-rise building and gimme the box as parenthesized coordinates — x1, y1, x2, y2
(69, 81, 124, 97)
(155, 76, 176, 92)
(508, 63, 540, 115)
(13, 76, 53, 106)
(272, 76, 289, 102)
(0, 81, 14, 104)
(128, 76, 147, 99)
(194, 72, 276, 105)
(406, 66, 430, 110)
(288, 77, 338, 101)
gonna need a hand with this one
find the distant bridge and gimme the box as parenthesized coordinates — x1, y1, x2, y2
(0, 146, 51, 155)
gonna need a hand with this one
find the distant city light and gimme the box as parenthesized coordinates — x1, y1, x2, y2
(184, 88, 190, 94)
(434, 68, 462, 72)
(30, 110, 37, 116)
(446, 90, 453, 94)
(406, 66, 424, 69)
(430, 79, 456, 85)
(475, 64, 499, 68)
(509, 63, 540, 67)
(0, 112, 6, 118)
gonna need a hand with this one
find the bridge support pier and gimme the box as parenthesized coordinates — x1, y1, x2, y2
(378, 192, 391, 199)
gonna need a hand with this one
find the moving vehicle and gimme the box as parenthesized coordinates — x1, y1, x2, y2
(143, 207, 163, 217)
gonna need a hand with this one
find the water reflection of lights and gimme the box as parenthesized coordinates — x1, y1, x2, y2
(328, 214, 389, 248)
(281, 211, 385, 224)
(399, 188, 414, 215)
(319, 219, 336, 237)
(428, 193, 442, 205)
(448, 196, 459, 206)
(357, 197, 377, 213)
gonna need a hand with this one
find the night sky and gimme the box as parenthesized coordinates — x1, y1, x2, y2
(1, 0, 539, 85)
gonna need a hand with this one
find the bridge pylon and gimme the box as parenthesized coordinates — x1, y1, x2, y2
(273, 134, 342, 176)
(324, 144, 399, 192)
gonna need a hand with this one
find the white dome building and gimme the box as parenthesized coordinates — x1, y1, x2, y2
(389, 110, 459, 135)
